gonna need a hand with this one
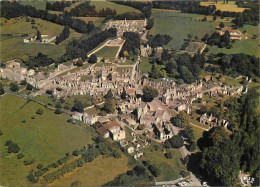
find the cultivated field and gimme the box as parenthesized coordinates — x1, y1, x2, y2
(150, 10, 220, 50)
(94, 46, 120, 58)
(50, 155, 130, 186)
(200, 1, 248, 13)
(0, 94, 95, 186)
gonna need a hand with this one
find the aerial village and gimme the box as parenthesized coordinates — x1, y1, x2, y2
(0, 1, 259, 186)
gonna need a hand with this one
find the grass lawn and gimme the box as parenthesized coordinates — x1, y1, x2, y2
(94, 46, 120, 58)
(150, 10, 221, 50)
(89, 0, 140, 15)
(142, 148, 185, 181)
(0, 94, 94, 186)
(200, 1, 248, 12)
(223, 76, 242, 86)
(140, 57, 152, 73)
(50, 155, 130, 186)
(76, 17, 105, 27)
(80, 75, 93, 81)
(0, 17, 82, 62)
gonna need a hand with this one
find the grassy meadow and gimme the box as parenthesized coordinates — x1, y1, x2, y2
(89, 0, 140, 15)
(150, 10, 223, 50)
(0, 94, 94, 186)
(0, 17, 82, 62)
(94, 46, 120, 58)
(200, 1, 248, 12)
(50, 155, 130, 186)
(142, 148, 185, 181)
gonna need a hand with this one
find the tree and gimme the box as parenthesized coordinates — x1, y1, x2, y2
(9, 82, 19, 92)
(148, 164, 161, 177)
(7, 142, 20, 153)
(219, 22, 225, 28)
(213, 14, 217, 21)
(36, 30, 41, 40)
(17, 153, 24, 159)
(0, 86, 4, 95)
(54, 108, 62, 115)
(26, 83, 33, 90)
(88, 54, 97, 64)
(72, 101, 84, 113)
(165, 152, 173, 159)
(142, 86, 158, 102)
(37, 164, 43, 169)
(170, 111, 189, 128)
(168, 135, 184, 149)
(121, 87, 127, 100)
(181, 126, 195, 141)
(103, 99, 116, 114)
(36, 108, 43, 115)
(104, 89, 113, 100)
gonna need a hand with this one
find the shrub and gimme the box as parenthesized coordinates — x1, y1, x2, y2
(167, 135, 184, 149)
(5, 140, 13, 146)
(0, 130, 3, 136)
(37, 164, 43, 169)
(21, 119, 26, 123)
(24, 158, 35, 166)
(54, 108, 62, 114)
(17, 153, 24, 159)
(165, 152, 173, 159)
(31, 115, 35, 119)
(7, 142, 20, 153)
(148, 164, 161, 177)
(36, 108, 43, 115)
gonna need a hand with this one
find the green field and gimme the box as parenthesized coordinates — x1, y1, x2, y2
(94, 46, 120, 58)
(140, 57, 153, 73)
(142, 148, 185, 181)
(19, 1, 47, 10)
(0, 94, 94, 186)
(50, 155, 130, 186)
(150, 10, 226, 50)
(89, 0, 140, 15)
(0, 17, 82, 62)
(208, 38, 259, 57)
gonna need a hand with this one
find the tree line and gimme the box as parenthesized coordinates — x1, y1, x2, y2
(66, 28, 117, 60)
(46, 1, 76, 12)
(55, 25, 70, 45)
(69, 2, 116, 17)
(0, 2, 95, 34)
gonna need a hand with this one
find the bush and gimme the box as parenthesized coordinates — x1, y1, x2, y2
(26, 83, 33, 90)
(165, 152, 173, 159)
(24, 158, 35, 166)
(17, 153, 24, 159)
(37, 164, 43, 169)
(9, 82, 19, 92)
(31, 115, 35, 119)
(148, 164, 161, 177)
(36, 108, 43, 115)
(5, 140, 13, 146)
(72, 150, 79, 156)
(54, 108, 62, 114)
(20, 80, 27, 85)
(7, 142, 20, 153)
(0, 130, 3, 136)
(21, 119, 26, 123)
(167, 135, 184, 149)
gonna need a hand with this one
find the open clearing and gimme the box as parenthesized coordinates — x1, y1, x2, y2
(0, 94, 94, 186)
(142, 148, 185, 181)
(94, 46, 120, 58)
(89, 0, 140, 15)
(50, 155, 130, 186)
(200, 1, 248, 13)
(150, 10, 220, 50)
(0, 17, 82, 62)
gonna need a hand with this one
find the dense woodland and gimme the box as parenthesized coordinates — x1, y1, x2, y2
(119, 32, 140, 58)
(189, 87, 260, 186)
(69, 2, 116, 17)
(45, 1, 76, 12)
(55, 25, 70, 45)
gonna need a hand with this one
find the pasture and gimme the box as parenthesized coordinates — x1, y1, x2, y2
(150, 10, 220, 50)
(89, 0, 140, 15)
(94, 46, 120, 58)
(0, 94, 95, 186)
(50, 155, 130, 186)
(200, 1, 248, 13)
(0, 17, 82, 62)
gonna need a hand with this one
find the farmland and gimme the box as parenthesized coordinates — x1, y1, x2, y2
(94, 46, 120, 58)
(0, 94, 95, 186)
(150, 10, 221, 50)
(50, 155, 130, 186)
(0, 17, 82, 62)
(89, 0, 140, 15)
(200, 1, 248, 13)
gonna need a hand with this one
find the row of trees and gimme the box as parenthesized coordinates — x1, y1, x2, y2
(55, 25, 70, 45)
(69, 2, 116, 17)
(0, 2, 96, 34)
(45, 1, 74, 11)
(66, 28, 117, 60)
